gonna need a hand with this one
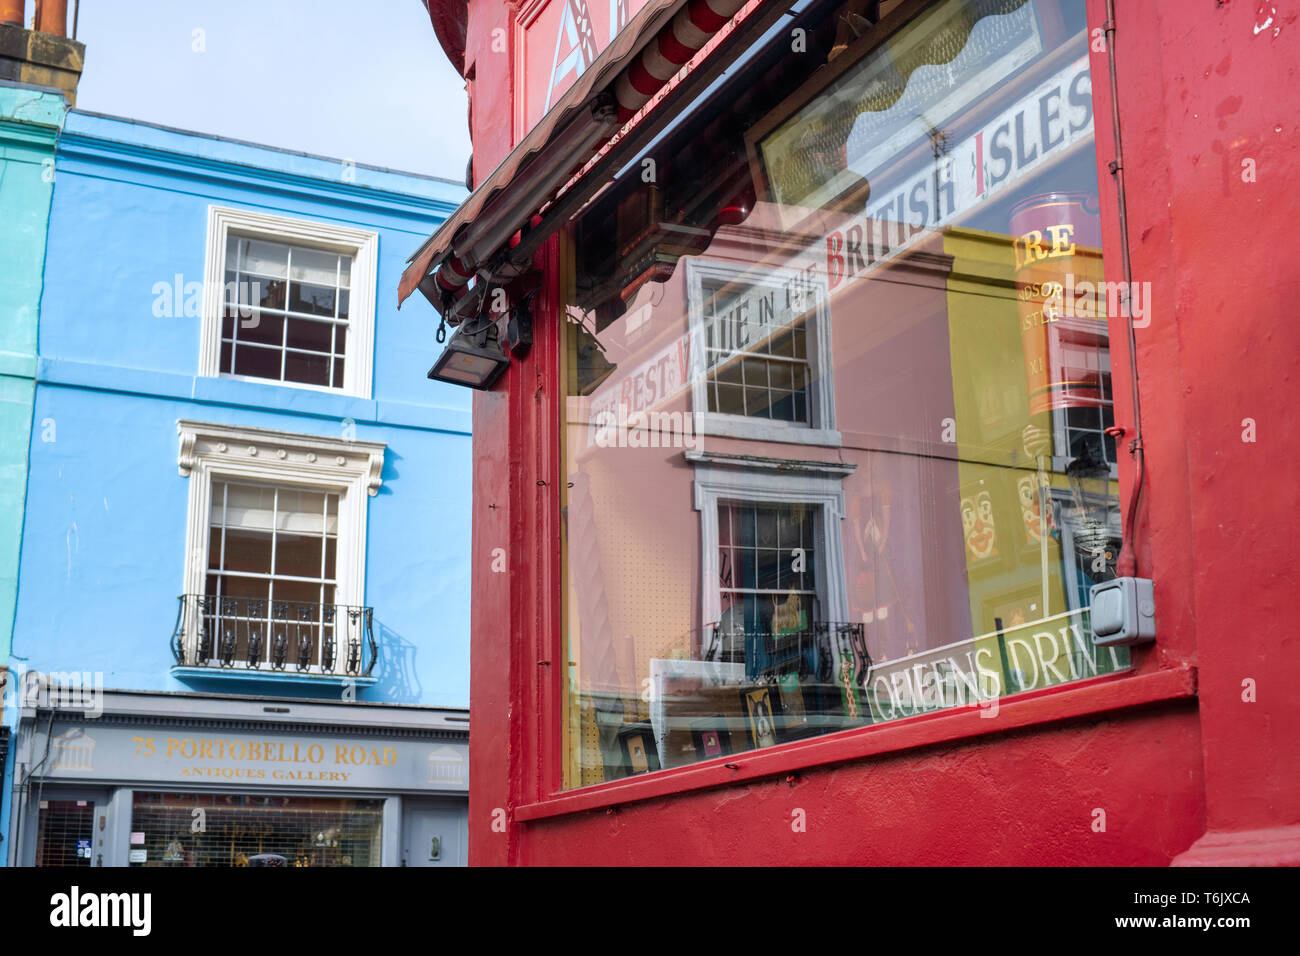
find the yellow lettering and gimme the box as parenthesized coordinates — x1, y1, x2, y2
(350, 746, 366, 765)
(383, 747, 396, 766)
(199, 739, 213, 759)
(308, 744, 323, 763)
(1046, 223, 1076, 258)
(335, 745, 350, 765)
(165, 737, 181, 758)
(1023, 230, 1046, 263)
(180, 738, 197, 759)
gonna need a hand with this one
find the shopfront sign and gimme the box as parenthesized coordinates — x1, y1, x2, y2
(816, 55, 1094, 291)
(41, 722, 467, 792)
(864, 609, 1129, 723)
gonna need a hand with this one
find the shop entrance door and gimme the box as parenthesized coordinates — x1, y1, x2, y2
(400, 798, 466, 867)
(34, 790, 110, 867)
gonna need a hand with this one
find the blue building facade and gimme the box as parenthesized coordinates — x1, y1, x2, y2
(3, 111, 470, 867)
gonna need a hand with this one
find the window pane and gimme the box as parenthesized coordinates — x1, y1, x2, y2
(220, 531, 273, 574)
(284, 316, 334, 353)
(238, 239, 287, 278)
(289, 281, 337, 318)
(559, 0, 1129, 788)
(275, 533, 324, 578)
(289, 247, 340, 285)
(233, 343, 283, 380)
(284, 351, 331, 387)
(239, 312, 285, 348)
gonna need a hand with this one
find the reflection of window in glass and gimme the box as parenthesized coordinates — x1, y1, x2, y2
(687, 261, 838, 446)
(717, 502, 818, 633)
(705, 304, 811, 423)
(1055, 367, 1117, 469)
(221, 237, 352, 389)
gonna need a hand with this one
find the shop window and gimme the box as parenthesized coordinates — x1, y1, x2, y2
(176, 421, 385, 674)
(129, 792, 382, 867)
(199, 207, 378, 398)
(559, 0, 1131, 789)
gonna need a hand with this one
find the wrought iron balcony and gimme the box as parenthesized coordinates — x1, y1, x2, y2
(171, 594, 377, 678)
(703, 620, 871, 683)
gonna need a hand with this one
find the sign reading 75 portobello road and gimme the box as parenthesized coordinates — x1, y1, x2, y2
(41, 722, 467, 791)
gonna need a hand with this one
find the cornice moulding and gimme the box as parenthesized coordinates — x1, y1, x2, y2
(176, 419, 387, 496)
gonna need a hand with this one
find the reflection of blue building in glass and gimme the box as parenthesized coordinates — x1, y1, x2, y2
(2, 111, 471, 867)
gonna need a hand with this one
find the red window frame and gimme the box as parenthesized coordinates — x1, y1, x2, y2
(489, 0, 1190, 826)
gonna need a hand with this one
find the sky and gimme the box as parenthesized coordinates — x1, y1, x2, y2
(65, 0, 471, 180)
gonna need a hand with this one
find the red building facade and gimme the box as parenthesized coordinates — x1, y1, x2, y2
(407, 0, 1300, 865)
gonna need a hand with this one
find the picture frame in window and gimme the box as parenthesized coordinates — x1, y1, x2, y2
(690, 716, 733, 761)
(616, 721, 660, 776)
(772, 672, 817, 741)
(740, 685, 779, 749)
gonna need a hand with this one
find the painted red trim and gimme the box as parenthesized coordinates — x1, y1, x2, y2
(514, 666, 1197, 822)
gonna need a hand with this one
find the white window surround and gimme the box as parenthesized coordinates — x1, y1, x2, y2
(199, 205, 379, 399)
(685, 258, 841, 448)
(689, 449, 853, 630)
(176, 420, 386, 659)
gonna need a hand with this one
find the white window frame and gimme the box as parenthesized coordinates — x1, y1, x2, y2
(689, 450, 852, 630)
(176, 420, 386, 666)
(686, 258, 841, 447)
(199, 206, 379, 399)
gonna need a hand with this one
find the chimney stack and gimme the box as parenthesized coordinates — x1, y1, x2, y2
(0, 0, 84, 104)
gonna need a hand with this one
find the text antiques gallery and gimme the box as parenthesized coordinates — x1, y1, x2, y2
(7, 690, 468, 867)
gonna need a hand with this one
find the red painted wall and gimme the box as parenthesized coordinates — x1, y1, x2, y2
(454, 0, 1300, 865)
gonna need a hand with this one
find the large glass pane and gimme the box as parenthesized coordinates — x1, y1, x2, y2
(130, 793, 382, 867)
(560, 0, 1127, 789)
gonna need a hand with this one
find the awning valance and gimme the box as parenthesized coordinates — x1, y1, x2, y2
(398, 0, 750, 318)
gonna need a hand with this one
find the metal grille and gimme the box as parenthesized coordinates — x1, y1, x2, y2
(129, 792, 382, 867)
(35, 800, 94, 867)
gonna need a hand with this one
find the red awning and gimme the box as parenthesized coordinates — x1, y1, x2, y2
(398, 0, 750, 316)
